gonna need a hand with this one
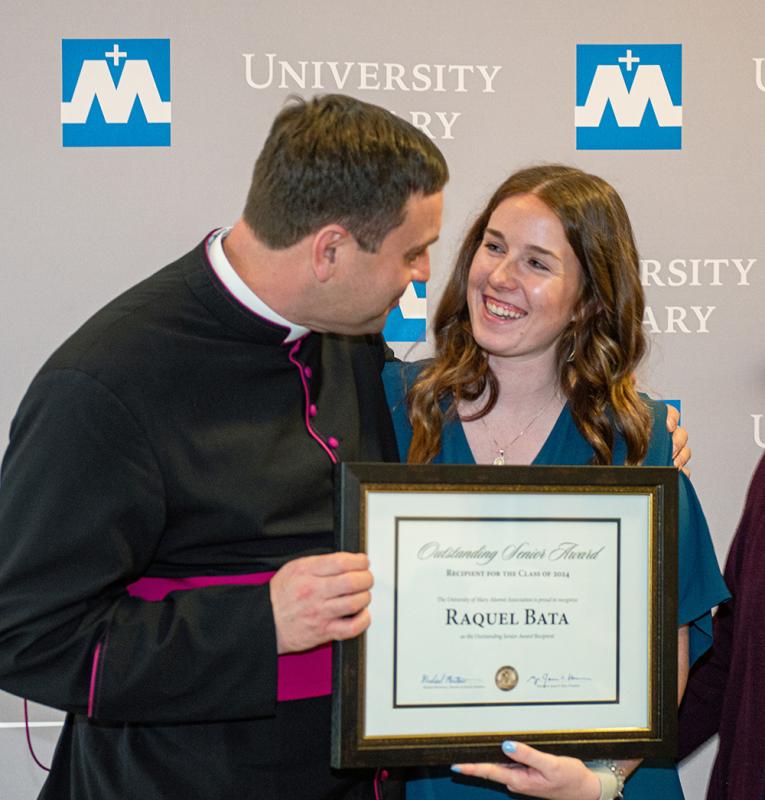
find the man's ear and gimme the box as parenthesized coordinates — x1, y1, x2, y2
(311, 225, 350, 283)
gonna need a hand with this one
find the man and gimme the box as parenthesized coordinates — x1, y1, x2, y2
(0, 94, 446, 799)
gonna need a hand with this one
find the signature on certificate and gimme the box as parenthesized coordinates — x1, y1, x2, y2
(420, 673, 482, 687)
(527, 672, 592, 688)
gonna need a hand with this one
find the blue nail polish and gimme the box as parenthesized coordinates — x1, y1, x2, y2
(450, 765, 462, 773)
(501, 740, 517, 753)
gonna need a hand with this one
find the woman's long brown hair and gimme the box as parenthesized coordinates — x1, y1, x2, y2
(407, 165, 651, 465)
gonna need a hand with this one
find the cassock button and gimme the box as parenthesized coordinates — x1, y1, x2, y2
(328, 436, 339, 449)
(309, 404, 318, 418)
(303, 366, 313, 379)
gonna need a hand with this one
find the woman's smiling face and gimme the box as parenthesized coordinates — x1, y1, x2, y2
(467, 193, 583, 365)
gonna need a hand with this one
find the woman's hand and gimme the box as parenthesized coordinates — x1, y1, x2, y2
(452, 741, 601, 800)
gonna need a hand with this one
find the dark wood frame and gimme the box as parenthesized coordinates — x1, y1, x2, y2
(331, 462, 678, 768)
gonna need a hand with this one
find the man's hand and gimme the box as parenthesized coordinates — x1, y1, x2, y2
(270, 552, 373, 654)
(665, 404, 691, 475)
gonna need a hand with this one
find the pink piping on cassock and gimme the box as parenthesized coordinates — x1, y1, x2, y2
(126, 572, 331, 702)
(287, 339, 338, 464)
(204, 232, 337, 462)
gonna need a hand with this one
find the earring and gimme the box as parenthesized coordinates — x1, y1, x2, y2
(566, 334, 576, 363)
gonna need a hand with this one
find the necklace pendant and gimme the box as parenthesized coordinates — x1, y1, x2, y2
(493, 450, 505, 466)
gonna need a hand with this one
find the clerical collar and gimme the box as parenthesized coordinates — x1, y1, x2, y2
(206, 227, 310, 343)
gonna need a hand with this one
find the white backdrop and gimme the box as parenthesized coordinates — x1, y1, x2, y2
(2, 1, 764, 796)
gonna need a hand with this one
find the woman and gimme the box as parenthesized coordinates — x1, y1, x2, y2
(383, 165, 728, 799)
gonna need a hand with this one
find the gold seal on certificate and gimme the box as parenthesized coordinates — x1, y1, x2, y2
(495, 665, 519, 691)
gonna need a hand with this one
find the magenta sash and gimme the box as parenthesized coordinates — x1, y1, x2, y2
(127, 572, 332, 702)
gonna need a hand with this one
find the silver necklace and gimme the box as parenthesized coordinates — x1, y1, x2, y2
(481, 391, 558, 465)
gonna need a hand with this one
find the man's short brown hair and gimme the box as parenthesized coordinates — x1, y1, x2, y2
(243, 94, 448, 252)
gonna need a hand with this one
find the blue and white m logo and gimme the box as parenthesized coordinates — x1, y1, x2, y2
(61, 39, 171, 147)
(383, 281, 427, 343)
(576, 45, 682, 150)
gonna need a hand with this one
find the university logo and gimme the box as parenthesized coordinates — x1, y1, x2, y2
(383, 281, 426, 343)
(576, 44, 682, 150)
(61, 39, 171, 147)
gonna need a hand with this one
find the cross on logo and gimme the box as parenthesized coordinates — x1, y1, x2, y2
(618, 49, 640, 71)
(104, 43, 127, 66)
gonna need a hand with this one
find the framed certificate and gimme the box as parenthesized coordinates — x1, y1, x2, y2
(331, 463, 678, 768)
